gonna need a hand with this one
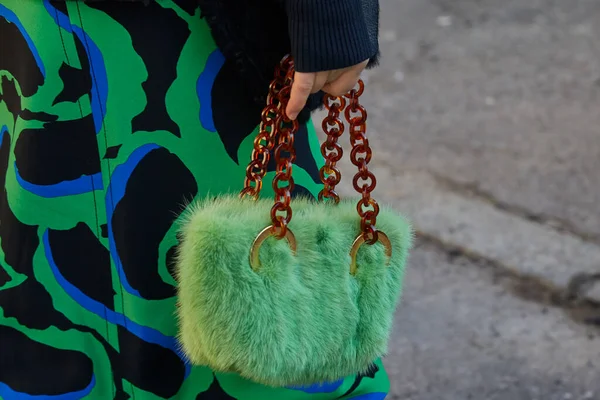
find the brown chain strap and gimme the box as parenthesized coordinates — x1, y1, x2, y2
(248, 57, 392, 271)
(318, 95, 346, 203)
(240, 56, 292, 200)
(270, 66, 298, 239)
(345, 80, 380, 245)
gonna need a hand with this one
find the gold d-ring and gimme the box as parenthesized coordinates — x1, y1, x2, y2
(349, 231, 392, 275)
(250, 225, 297, 271)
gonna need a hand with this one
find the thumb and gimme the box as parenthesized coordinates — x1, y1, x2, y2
(286, 72, 316, 120)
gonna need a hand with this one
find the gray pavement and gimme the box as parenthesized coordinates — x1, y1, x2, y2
(320, 0, 600, 398)
(387, 242, 598, 400)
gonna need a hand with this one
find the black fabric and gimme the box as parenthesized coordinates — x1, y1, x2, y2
(197, 0, 296, 115)
(285, 0, 379, 72)
(197, 0, 325, 123)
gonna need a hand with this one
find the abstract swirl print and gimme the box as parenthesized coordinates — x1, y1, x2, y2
(0, 0, 390, 398)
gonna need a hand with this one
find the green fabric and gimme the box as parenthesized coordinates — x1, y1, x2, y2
(176, 196, 412, 387)
(0, 0, 397, 397)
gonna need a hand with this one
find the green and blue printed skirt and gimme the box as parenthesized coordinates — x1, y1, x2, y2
(0, 0, 390, 398)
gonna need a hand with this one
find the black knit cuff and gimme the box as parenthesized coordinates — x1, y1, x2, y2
(285, 0, 378, 72)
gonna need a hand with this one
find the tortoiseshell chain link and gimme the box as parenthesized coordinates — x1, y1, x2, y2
(345, 80, 380, 245)
(270, 65, 298, 238)
(318, 95, 346, 203)
(240, 56, 292, 200)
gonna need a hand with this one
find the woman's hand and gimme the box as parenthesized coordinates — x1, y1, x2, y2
(286, 60, 369, 120)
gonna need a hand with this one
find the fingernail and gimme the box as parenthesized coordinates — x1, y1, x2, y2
(288, 112, 298, 120)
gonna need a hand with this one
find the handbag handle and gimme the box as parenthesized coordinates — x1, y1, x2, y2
(241, 56, 392, 273)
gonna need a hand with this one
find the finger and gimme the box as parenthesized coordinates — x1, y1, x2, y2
(287, 72, 315, 120)
(322, 69, 361, 97)
(312, 72, 329, 94)
(323, 69, 344, 85)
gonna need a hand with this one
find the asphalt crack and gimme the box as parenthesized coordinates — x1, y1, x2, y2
(430, 172, 600, 246)
(416, 231, 600, 328)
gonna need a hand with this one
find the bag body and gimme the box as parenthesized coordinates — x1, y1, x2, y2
(176, 196, 412, 386)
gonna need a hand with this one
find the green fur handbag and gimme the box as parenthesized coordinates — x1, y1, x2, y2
(175, 57, 412, 387)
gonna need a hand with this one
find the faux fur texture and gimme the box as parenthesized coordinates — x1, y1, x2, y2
(175, 196, 412, 387)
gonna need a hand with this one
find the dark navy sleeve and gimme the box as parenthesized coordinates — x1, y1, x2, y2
(285, 0, 380, 72)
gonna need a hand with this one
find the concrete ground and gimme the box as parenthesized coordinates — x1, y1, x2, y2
(320, 0, 600, 398)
